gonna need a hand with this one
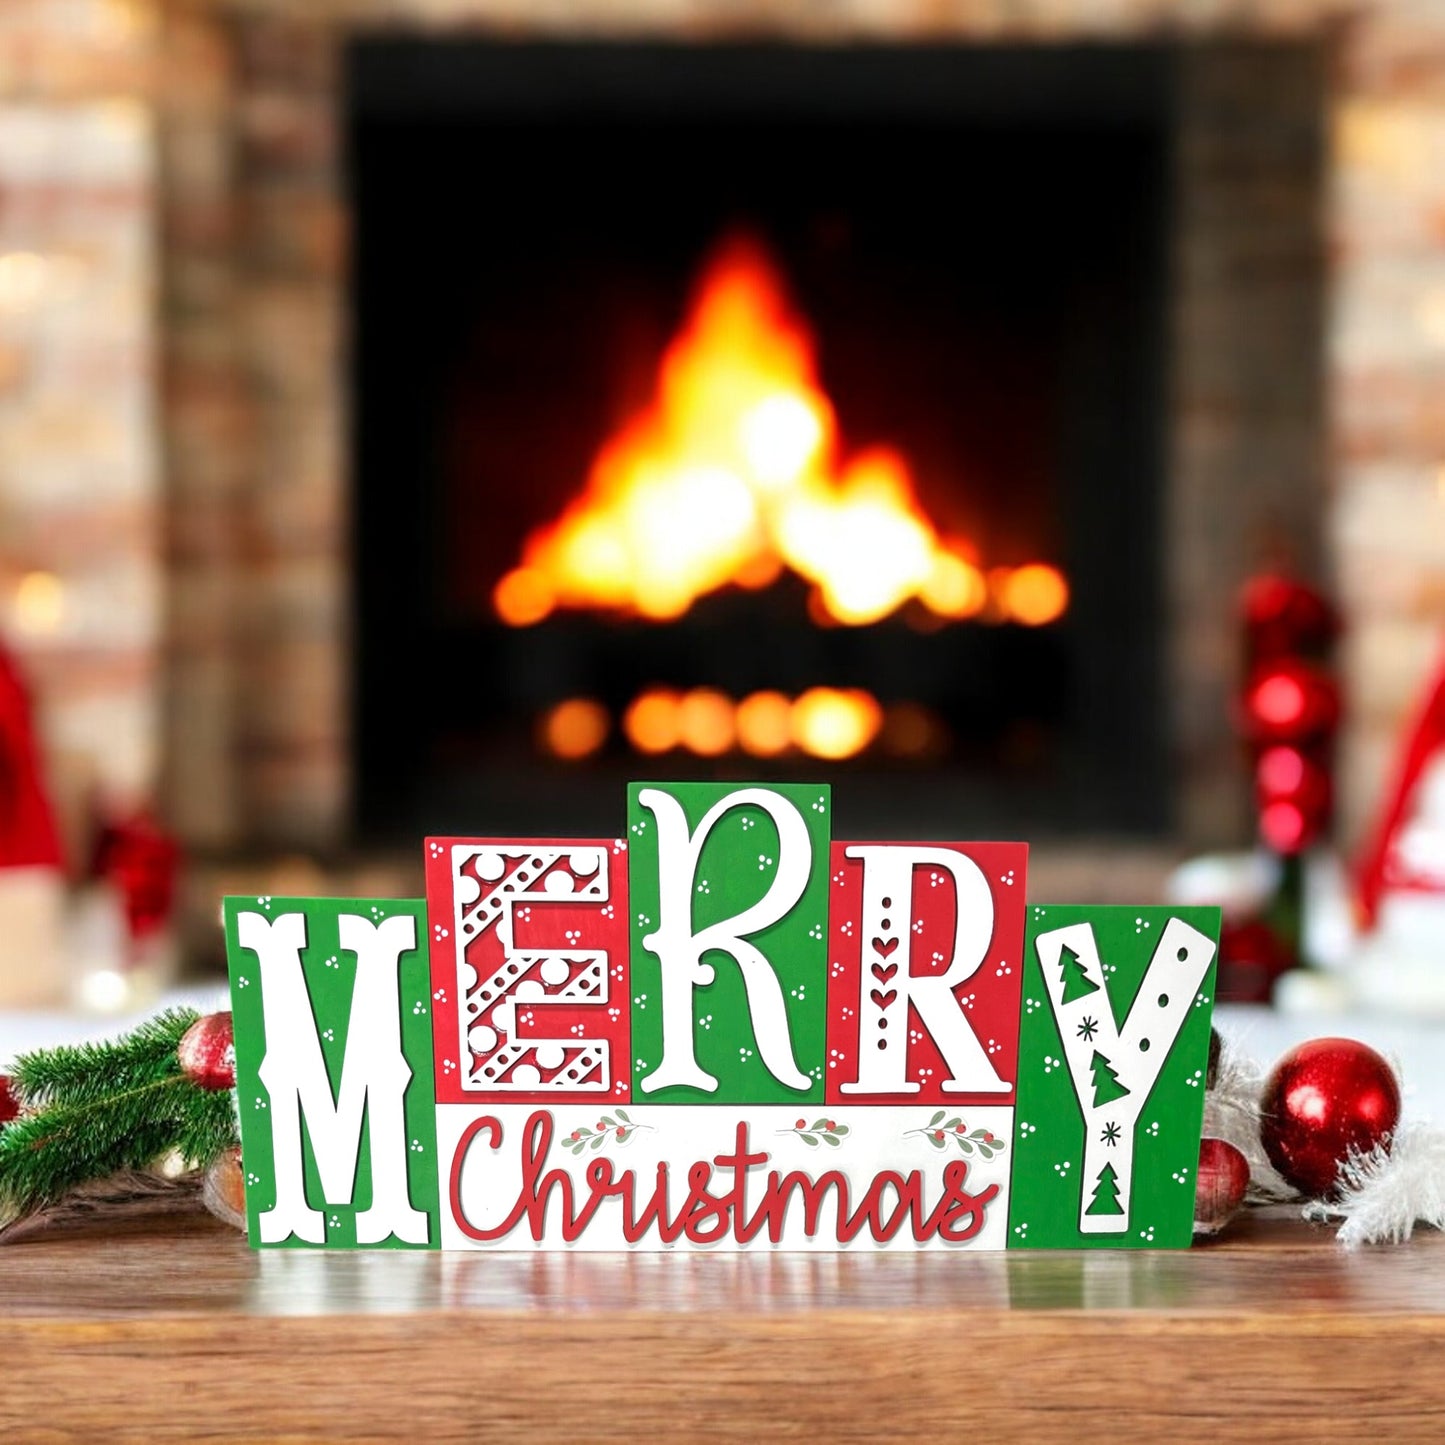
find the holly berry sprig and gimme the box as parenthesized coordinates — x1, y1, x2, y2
(779, 1117, 849, 1148)
(561, 1110, 652, 1155)
(906, 1111, 1005, 1159)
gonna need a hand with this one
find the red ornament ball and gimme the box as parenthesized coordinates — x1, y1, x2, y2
(177, 1011, 236, 1092)
(0, 1073, 19, 1125)
(1193, 1138, 1250, 1237)
(1260, 1037, 1400, 1198)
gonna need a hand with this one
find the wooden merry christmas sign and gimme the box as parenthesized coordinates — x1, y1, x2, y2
(223, 782, 1219, 1252)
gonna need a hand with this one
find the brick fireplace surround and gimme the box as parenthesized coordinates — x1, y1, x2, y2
(0, 0, 1442, 953)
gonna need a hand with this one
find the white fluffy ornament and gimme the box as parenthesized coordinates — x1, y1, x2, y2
(1304, 1122, 1445, 1249)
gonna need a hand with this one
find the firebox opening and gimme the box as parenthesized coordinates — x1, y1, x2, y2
(350, 42, 1170, 840)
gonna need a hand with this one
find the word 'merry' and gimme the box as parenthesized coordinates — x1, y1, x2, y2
(224, 781, 1219, 1252)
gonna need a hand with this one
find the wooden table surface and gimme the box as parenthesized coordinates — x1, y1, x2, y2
(3, 1208, 1444, 1442)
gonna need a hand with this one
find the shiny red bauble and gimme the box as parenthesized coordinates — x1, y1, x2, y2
(1260, 1038, 1400, 1198)
(177, 1011, 236, 1092)
(1194, 1137, 1251, 1237)
(0, 1073, 18, 1124)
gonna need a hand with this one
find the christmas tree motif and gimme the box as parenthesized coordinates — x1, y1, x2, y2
(1088, 1050, 1130, 1108)
(1057, 944, 1099, 1004)
(1085, 1161, 1124, 1216)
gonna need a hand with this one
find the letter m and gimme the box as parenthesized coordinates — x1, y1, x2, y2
(239, 909, 429, 1245)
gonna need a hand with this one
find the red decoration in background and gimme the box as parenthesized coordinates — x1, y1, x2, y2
(0, 644, 62, 871)
(177, 1011, 236, 1093)
(90, 812, 181, 945)
(1259, 1037, 1400, 1199)
(0, 1074, 19, 1126)
(1193, 1137, 1249, 1236)
(1354, 652, 1445, 929)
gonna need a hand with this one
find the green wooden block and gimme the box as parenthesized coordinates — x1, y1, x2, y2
(627, 782, 831, 1105)
(224, 896, 439, 1249)
(1006, 904, 1220, 1249)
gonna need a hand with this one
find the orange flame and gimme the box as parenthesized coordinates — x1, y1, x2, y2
(495, 235, 1066, 629)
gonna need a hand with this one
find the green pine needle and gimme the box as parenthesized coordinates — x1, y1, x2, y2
(0, 1008, 240, 1223)
(11, 1008, 200, 1109)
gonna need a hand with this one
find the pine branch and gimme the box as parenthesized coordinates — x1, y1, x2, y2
(11, 1008, 200, 1109)
(0, 1012, 240, 1223)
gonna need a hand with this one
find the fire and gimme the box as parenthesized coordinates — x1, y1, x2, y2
(495, 235, 1067, 629)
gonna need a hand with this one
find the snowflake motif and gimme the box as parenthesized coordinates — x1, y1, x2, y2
(839, 920, 854, 937)
(790, 984, 807, 1001)
(1139, 1226, 1156, 1243)
(912, 920, 925, 935)
(757, 854, 775, 870)
(600, 904, 615, 919)
(1146, 1121, 1160, 1136)
(1013, 1222, 1029, 1238)
(1171, 1166, 1190, 1184)
(1185, 1069, 1204, 1089)
(1077, 1016, 1099, 1041)
(254, 1097, 268, 1110)
(1000, 870, 1016, 886)
(1042, 1054, 1062, 1074)
(322, 1027, 335, 1042)
(738, 1046, 754, 1060)
(246, 1171, 261, 1186)
(516, 906, 532, 923)
(1024, 997, 1041, 1014)
(807, 923, 823, 940)
(1102, 1121, 1121, 1146)
(995, 961, 1013, 978)
(811, 795, 827, 814)
(1195, 991, 1211, 1008)
(564, 929, 581, 944)
(1053, 1160, 1072, 1176)
(696, 879, 711, 895)
(409, 1139, 424, 1154)
(442, 1059, 456, 1075)
(633, 993, 648, 1009)
(630, 820, 647, 836)
(236, 975, 251, 989)
(828, 1048, 846, 1070)
(986, 1037, 1001, 1056)
(255, 895, 273, 910)
(412, 1002, 427, 1016)
(608, 1006, 621, 1020)
(637, 912, 651, 927)
(433, 987, 447, 1003)
(433, 924, 450, 941)
(699, 1013, 714, 1031)
(833, 869, 846, 885)
(1018, 1121, 1037, 1137)
(830, 961, 845, 979)
(612, 839, 627, 854)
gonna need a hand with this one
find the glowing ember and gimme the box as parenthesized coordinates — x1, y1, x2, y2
(494, 235, 1066, 629)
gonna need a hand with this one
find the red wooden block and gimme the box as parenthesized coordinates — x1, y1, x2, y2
(425, 837, 631, 1105)
(824, 842, 1027, 1106)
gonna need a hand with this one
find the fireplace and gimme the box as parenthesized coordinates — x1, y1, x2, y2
(350, 41, 1173, 841)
